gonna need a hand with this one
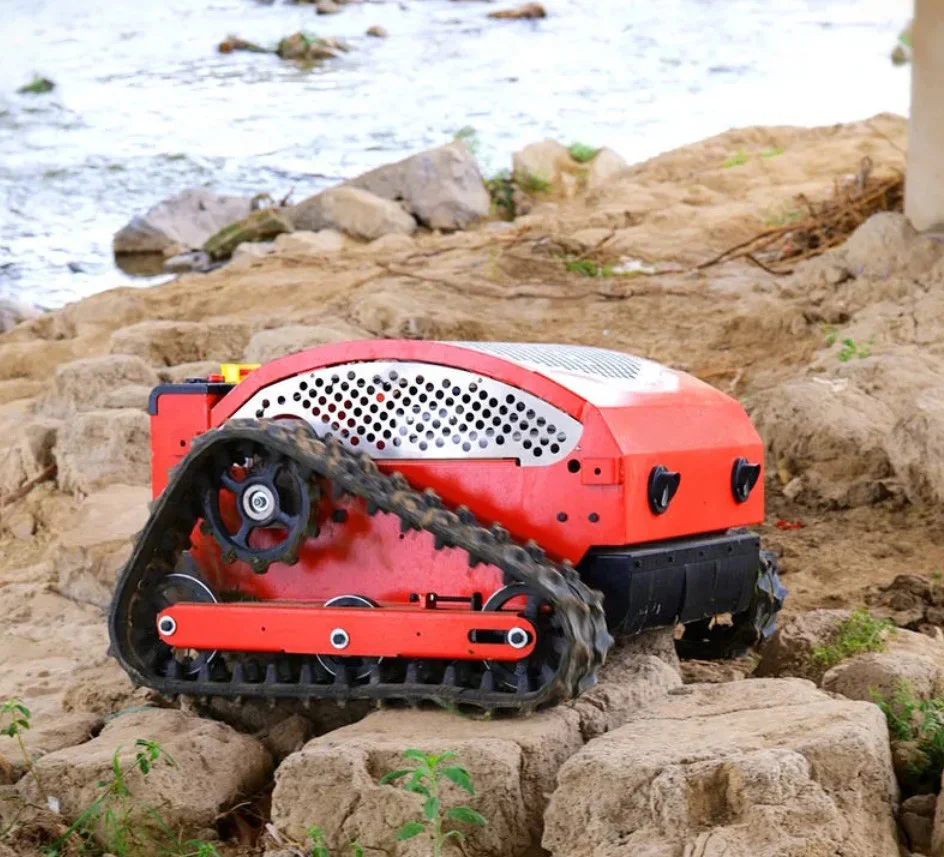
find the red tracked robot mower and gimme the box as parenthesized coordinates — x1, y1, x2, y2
(108, 340, 785, 711)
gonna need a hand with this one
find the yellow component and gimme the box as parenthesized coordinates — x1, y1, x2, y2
(220, 363, 261, 384)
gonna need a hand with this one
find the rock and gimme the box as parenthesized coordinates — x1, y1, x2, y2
(55, 409, 150, 495)
(38, 354, 158, 417)
(901, 793, 935, 854)
(0, 712, 102, 780)
(867, 574, 942, 630)
(822, 627, 944, 703)
(271, 706, 584, 856)
(261, 714, 313, 762)
(843, 212, 938, 280)
(55, 484, 150, 605)
(231, 241, 273, 263)
(344, 141, 489, 230)
(163, 250, 212, 274)
(110, 319, 252, 366)
(316, 0, 340, 12)
(113, 188, 254, 257)
(512, 139, 574, 190)
(680, 658, 753, 684)
(783, 475, 805, 501)
(218, 35, 269, 54)
(62, 660, 153, 716)
(271, 636, 677, 854)
(349, 289, 486, 341)
(755, 609, 852, 682)
(573, 630, 682, 740)
(272, 229, 347, 256)
(243, 322, 367, 364)
(367, 232, 415, 254)
(204, 208, 293, 261)
(0, 418, 59, 496)
(366, 25, 388, 38)
(887, 384, 944, 505)
(488, 3, 547, 19)
(584, 147, 628, 192)
(277, 33, 348, 62)
(0, 298, 41, 334)
(402, 143, 491, 230)
(20, 708, 272, 837)
(99, 384, 151, 411)
(751, 378, 896, 507)
(543, 679, 899, 857)
(3, 510, 35, 540)
(289, 187, 416, 241)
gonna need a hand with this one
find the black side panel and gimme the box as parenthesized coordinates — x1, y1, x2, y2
(578, 532, 760, 634)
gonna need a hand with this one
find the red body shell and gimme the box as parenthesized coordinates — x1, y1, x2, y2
(149, 341, 764, 608)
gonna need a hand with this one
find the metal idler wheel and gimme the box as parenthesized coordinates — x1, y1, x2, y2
(315, 595, 382, 681)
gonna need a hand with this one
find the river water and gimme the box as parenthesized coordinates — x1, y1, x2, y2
(0, 0, 912, 308)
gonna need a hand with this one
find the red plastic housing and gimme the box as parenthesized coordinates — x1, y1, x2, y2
(149, 341, 765, 611)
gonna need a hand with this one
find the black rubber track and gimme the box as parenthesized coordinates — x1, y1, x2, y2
(108, 419, 614, 713)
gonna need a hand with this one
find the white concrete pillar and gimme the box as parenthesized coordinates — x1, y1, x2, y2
(906, 0, 944, 229)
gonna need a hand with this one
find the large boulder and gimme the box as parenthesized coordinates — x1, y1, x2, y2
(38, 354, 158, 418)
(55, 409, 150, 494)
(54, 484, 151, 606)
(20, 708, 272, 837)
(110, 319, 252, 366)
(822, 627, 944, 703)
(243, 322, 368, 364)
(343, 141, 490, 230)
(203, 207, 293, 260)
(289, 187, 417, 241)
(543, 679, 899, 857)
(751, 378, 896, 507)
(272, 229, 347, 256)
(113, 188, 254, 257)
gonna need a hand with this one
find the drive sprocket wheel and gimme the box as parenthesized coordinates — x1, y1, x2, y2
(201, 441, 313, 573)
(674, 551, 786, 660)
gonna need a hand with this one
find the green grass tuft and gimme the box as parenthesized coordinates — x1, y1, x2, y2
(568, 143, 598, 164)
(761, 147, 784, 158)
(723, 149, 748, 168)
(874, 680, 944, 791)
(811, 609, 892, 669)
(17, 76, 54, 95)
(516, 170, 552, 193)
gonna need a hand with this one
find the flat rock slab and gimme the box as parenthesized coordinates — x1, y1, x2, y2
(543, 678, 899, 857)
(20, 708, 272, 836)
(271, 631, 680, 857)
(272, 706, 584, 857)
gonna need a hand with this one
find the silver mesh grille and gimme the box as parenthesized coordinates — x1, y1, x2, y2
(450, 342, 644, 380)
(231, 361, 582, 465)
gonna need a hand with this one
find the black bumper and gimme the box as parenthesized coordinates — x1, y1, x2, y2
(577, 531, 761, 634)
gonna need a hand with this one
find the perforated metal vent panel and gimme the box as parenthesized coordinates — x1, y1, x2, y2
(450, 342, 644, 380)
(231, 361, 582, 465)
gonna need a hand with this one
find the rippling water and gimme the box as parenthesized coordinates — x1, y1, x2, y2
(0, 0, 911, 307)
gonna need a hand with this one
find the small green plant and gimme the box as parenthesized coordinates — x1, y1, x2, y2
(723, 149, 748, 168)
(823, 325, 838, 347)
(380, 750, 486, 857)
(484, 169, 515, 219)
(568, 142, 598, 164)
(812, 608, 892, 669)
(42, 738, 203, 857)
(761, 146, 784, 158)
(837, 337, 873, 362)
(453, 126, 480, 157)
(516, 170, 552, 193)
(763, 206, 802, 227)
(0, 698, 44, 794)
(933, 570, 943, 584)
(306, 825, 363, 857)
(17, 75, 55, 95)
(874, 680, 944, 790)
(565, 258, 614, 277)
